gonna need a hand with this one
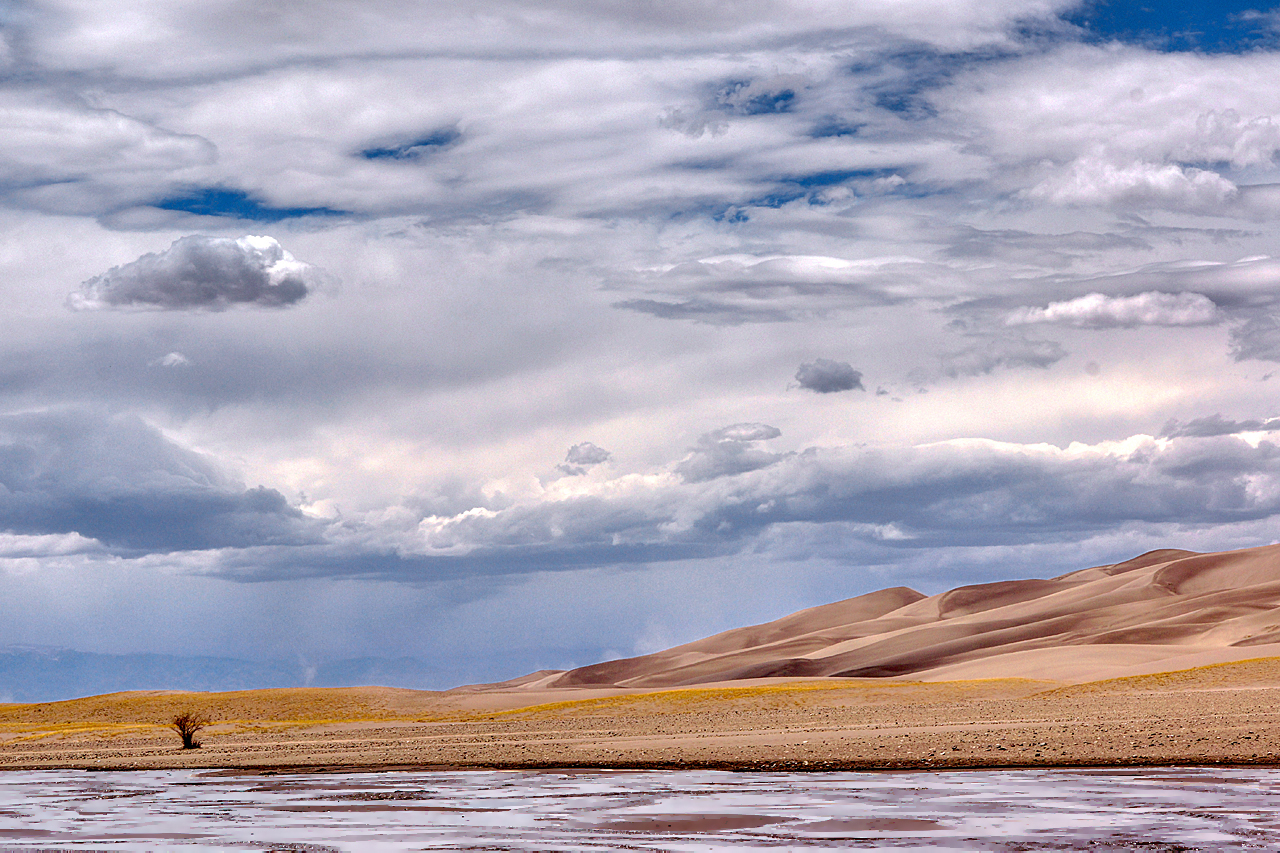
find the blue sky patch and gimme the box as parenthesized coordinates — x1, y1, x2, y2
(360, 128, 461, 160)
(1065, 0, 1280, 52)
(715, 79, 797, 115)
(786, 169, 899, 188)
(155, 188, 346, 222)
(809, 118, 862, 138)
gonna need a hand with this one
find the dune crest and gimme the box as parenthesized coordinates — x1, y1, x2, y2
(547, 544, 1280, 688)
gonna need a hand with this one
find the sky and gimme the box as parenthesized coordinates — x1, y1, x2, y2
(7, 0, 1280, 688)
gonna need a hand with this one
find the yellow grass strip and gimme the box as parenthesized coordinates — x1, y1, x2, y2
(474, 677, 1051, 720)
(1044, 655, 1280, 697)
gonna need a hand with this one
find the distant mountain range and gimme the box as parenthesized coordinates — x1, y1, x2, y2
(0, 647, 449, 703)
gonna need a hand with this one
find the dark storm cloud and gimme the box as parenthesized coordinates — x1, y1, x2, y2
(795, 359, 863, 393)
(69, 235, 313, 311)
(1161, 414, 1280, 438)
(0, 409, 317, 553)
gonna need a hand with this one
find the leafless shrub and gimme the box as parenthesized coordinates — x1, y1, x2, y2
(171, 710, 210, 749)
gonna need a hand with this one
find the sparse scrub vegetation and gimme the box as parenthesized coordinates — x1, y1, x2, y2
(171, 710, 210, 749)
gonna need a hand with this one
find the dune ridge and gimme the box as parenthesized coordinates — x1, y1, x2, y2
(540, 544, 1280, 688)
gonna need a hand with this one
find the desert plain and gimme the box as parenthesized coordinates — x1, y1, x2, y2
(7, 544, 1280, 772)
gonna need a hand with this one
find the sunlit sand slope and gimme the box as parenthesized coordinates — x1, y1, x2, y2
(549, 544, 1280, 687)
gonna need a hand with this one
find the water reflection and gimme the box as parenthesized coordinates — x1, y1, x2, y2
(0, 766, 1278, 850)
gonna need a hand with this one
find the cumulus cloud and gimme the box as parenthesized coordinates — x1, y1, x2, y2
(557, 442, 611, 476)
(69, 236, 313, 311)
(1028, 157, 1238, 211)
(1006, 291, 1220, 328)
(1182, 110, 1280, 169)
(795, 359, 864, 393)
(400, 431, 1280, 575)
(566, 442, 611, 466)
(0, 409, 317, 552)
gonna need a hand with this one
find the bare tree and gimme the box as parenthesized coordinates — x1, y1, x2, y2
(171, 710, 210, 749)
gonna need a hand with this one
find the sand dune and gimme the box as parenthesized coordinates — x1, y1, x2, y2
(10, 544, 1280, 772)
(545, 544, 1280, 688)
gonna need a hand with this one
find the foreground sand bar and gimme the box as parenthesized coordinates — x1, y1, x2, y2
(4, 658, 1280, 772)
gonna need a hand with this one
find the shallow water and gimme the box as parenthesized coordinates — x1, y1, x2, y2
(1, 766, 1280, 850)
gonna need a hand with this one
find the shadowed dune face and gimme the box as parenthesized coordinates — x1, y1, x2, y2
(548, 544, 1280, 688)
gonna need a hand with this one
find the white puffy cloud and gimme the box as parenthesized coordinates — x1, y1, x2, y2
(1027, 157, 1238, 211)
(1182, 109, 1280, 168)
(69, 235, 314, 310)
(1007, 291, 1221, 328)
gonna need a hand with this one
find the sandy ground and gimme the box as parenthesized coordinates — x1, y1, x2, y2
(5, 658, 1280, 772)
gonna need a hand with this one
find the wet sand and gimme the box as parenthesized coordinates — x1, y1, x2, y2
(4, 658, 1280, 772)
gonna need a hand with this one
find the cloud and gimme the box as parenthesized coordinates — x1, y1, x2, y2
(795, 358, 864, 393)
(714, 75, 806, 115)
(0, 89, 215, 214)
(69, 236, 314, 311)
(939, 337, 1067, 377)
(675, 423, 784, 483)
(613, 254, 939, 326)
(150, 352, 191, 368)
(17, 0, 1077, 80)
(0, 409, 317, 553)
(557, 442, 611, 476)
(390, 430, 1280, 577)
(1027, 157, 1238, 212)
(1185, 109, 1280, 168)
(1231, 315, 1280, 362)
(566, 442, 610, 466)
(612, 298, 798, 325)
(1006, 291, 1221, 328)
(1161, 414, 1280, 438)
